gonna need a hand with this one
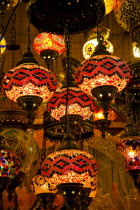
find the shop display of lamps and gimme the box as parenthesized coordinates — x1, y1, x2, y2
(33, 32, 65, 67)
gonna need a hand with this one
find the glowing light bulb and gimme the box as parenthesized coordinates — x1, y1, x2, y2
(128, 149, 136, 158)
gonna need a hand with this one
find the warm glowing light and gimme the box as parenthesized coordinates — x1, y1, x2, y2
(0, 35, 6, 54)
(132, 42, 140, 58)
(47, 87, 97, 121)
(117, 137, 140, 170)
(41, 149, 98, 197)
(75, 55, 130, 94)
(94, 108, 117, 121)
(104, 0, 114, 15)
(127, 148, 137, 158)
(30, 175, 57, 195)
(33, 33, 65, 55)
(83, 38, 114, 59)
(2, 64, 57, 102)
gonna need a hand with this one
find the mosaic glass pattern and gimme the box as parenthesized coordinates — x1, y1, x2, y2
(83, 38, 114, 59)
(47, 87, 97, 121)
(33, 33, 65, 55)
(41, 149, 98, 197)
(2, 64, 57, 102)
(31, 175, 57, 194)
(75, 55, 130, 94)
(117, 137, 140, 170)
(0, 148, 21, 178)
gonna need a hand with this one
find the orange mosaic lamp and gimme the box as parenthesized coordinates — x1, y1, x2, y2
(33, 33, 65, 67)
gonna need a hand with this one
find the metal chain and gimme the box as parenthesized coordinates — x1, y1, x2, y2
(41, 137, 47, 162)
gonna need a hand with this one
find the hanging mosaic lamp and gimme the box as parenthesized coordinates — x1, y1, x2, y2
(75, 37, 130, 95)
(47, 86, 96, 121)
(117, 125, 140, 191)
(2, 51, 57, 103)
(27, 0, 105, 35)
(83, 38, 114, 59)
(41, 132, 98, 198)
(0, 111, 39, 173)
(33, 32, 65, 66)
(0, 135, 21, 178)
(0, 35, 6, 54)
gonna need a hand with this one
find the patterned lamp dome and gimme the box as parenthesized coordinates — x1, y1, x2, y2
(41, 149, 98, 197)
(0, 136, 21, 178)
(27, 0, 105, 35)
(47, 87, 96, 121)
(75, 54, 130, 94)
(33, 33, 65, 56)
(1, 128, 39, 173)
(2, 63, 57, 103)
(0, 35, 6, 54)
(30, 175, 57, 195)
(83, 38, 114, 59)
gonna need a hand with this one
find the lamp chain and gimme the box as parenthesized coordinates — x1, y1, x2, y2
(27, 23, 31, 52)
(10, 13, 17, 44)
(64, 27, 71, 132)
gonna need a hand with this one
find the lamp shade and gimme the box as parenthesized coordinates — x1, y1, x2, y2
(117, 136, 140, 171)
(1, 127, 39, 173)
(30, 175, 57, 195)
(41, 149, 98, 197)
(83, 39, 114, 59)
(47, 87, 96, 121)
(27, 0, 105, 35)
(33, 33, 65, 56)
(0, 35, 6, 54)
(75, 55, 130, 94)
(0, 136, 21, 178)
(2, 64, 57, 102)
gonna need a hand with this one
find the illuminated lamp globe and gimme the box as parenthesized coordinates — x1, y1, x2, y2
(2, 51, 57, 128)
(117, 126, 140, 191)
(33, 33, 65, 67)
(1, 127, 39, 173)
(75, 49, 130, 95)
(0, 135, 21, 178)
(2, 62, 57, 103)
(132, 42, 140, 58)
(30, 175, 57, 195)
(47, 87, 96, 121)
(41, 145, 98, 198)
(0, 35, 6, 54)
(83, 38, 114, 59)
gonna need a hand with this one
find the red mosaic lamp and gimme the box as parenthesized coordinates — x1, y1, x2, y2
(47, 86, 96, 121)
(75, 36, 130, 137)
(33, 32, 65, 67)
(117, 125, 140, 192)
(41, 130, 98, 199)
(2, 50, 57, 128)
